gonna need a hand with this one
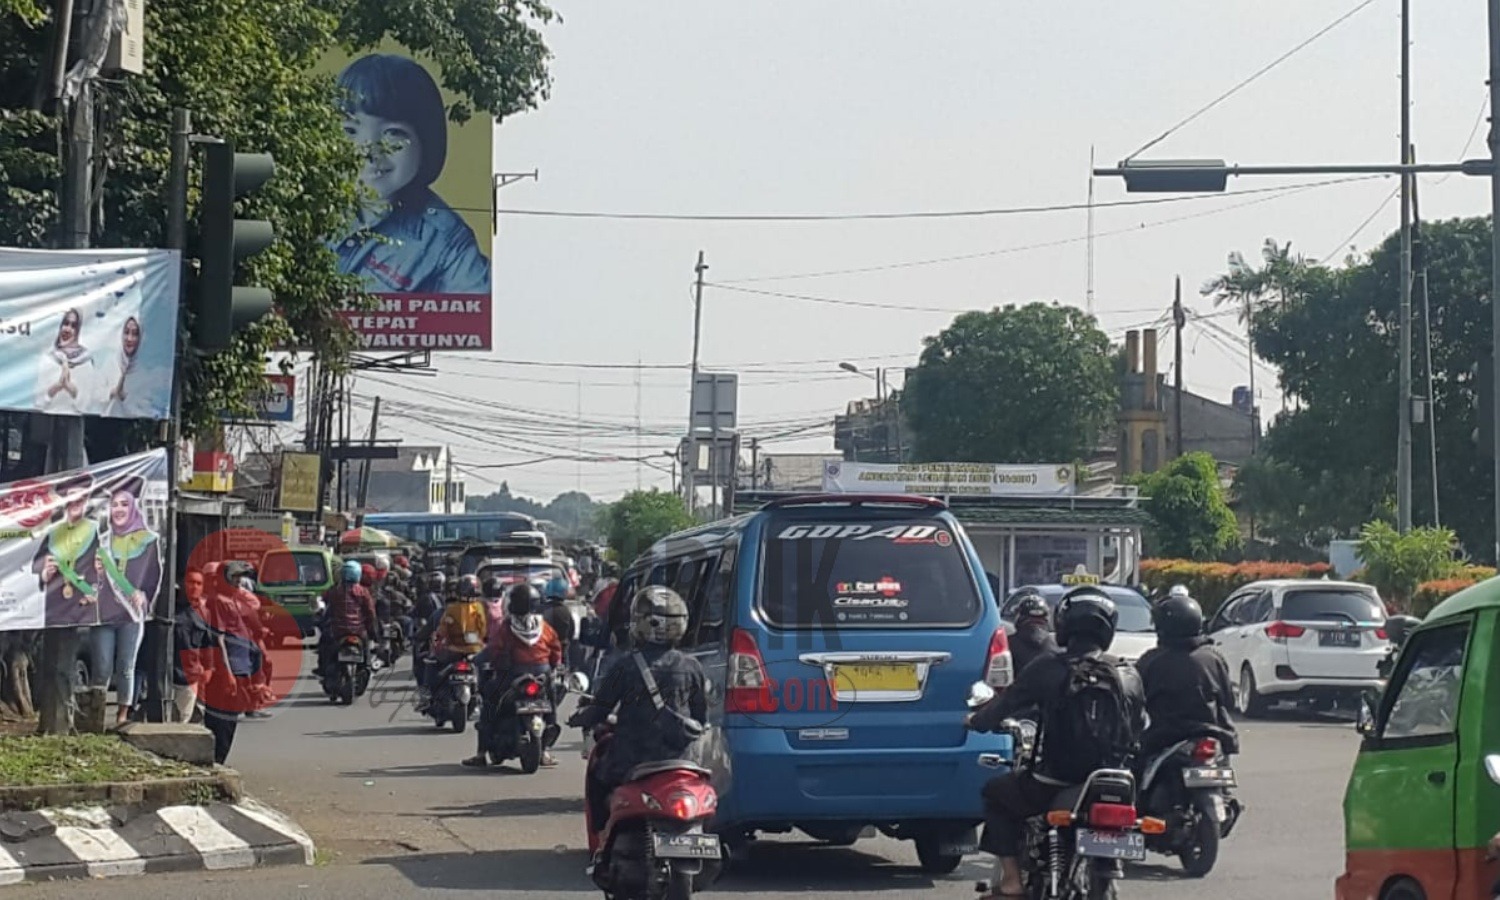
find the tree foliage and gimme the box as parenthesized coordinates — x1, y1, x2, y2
(1355, 521, 1460, 609)
(1223, 219, 1495, 559)
(599, 489, 695, 565)
(0, 0, 556, 445)
(903, 303, 1116, 463)
(468, 483, 602, 540)
(1134, 452, 1240, 560)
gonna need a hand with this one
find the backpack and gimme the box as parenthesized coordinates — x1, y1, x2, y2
(1039, 654, 1136, 784)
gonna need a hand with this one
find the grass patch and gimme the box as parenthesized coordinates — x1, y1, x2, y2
(0, 735, 205, 786)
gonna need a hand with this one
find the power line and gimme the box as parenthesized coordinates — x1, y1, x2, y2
(1125, 0, 1380, 160)
(457, 179, 1381, 223)
(713, 177, 1379, 284)
(1430, 92, 1491, 185)
(1319, 186, 1399, 264)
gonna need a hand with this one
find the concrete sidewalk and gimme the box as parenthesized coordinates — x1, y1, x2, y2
(0, 798, 313, 883)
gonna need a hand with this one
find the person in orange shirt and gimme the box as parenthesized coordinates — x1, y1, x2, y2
(464, 581, 562, 769)
(416, 573, 486, 713)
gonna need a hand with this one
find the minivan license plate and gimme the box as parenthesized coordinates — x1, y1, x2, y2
(1075, 829, 1146, 861)
(651, 832, 721, 860)
(833, 663, 918, 693)
(1319, 629, 1361, 648)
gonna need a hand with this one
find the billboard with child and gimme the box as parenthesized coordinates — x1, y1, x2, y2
(322, 46, 494, 351)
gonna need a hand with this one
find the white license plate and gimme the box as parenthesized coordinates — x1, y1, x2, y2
(1183, 767, 1237, 788)
(1075, 828, 1146, 861)
(338, 650, 363, 662)
(515, 702, 550, 714)
(651, 832, 720, 860)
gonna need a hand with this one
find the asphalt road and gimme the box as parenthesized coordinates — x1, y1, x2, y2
(19, 651, 1361, 899)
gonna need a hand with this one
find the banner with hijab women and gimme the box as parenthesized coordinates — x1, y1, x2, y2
(0, 450, 169, 631)
(0, 247, 180, 419)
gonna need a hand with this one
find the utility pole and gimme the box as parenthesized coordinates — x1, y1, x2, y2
(750, 438, 760, 491)
(356, 395, 379, 510)
(1411, 154, 1440, 527)
(1488, 0, 1500, 564)
(1173, 277, 1185, 459)
(1396, 0, 1414, 533)
(444, 443, 454, 514)
(684, 251, 706, 512)
(635, 357, 642, 490)
(1086, 145, 1096, 317)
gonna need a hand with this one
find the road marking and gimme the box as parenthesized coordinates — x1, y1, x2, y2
(48, 825, 145, 878)
(157, 805, 255, 870)
(233, 799, 316, 865)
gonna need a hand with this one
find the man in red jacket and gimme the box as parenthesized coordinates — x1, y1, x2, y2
(317, 560, 378, 679)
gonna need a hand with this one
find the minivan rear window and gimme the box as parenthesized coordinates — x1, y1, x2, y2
(1281, 589, 1383, 623)
(758, 517, 981, 629)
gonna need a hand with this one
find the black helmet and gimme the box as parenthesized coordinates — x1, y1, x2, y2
(1011, 590, 1051, 627)
(507, 582, 541, 618)
(483, 576, 506, 599)
(1384, 614, 1422, 646)
(1153, 593, 1204, 639)
(458, 573, 480, 598)
(1055, 586, 1119, 650)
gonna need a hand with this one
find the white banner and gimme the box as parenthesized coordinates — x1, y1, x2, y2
(821, 461, 1075, 497)
(0, 247, 181, 420)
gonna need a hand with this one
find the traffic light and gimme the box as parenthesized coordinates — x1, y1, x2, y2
(193, 141, 276, 351)
(1117, 159, 1230, 194)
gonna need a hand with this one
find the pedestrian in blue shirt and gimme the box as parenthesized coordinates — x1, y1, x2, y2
(331, 53, 490, 296)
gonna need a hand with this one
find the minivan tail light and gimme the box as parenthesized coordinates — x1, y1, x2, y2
(1375, 627, 1388, 641)
(985, 628, 1014, 688)
(727, 628, 774, 714)
(1265, 621, 1305, 642)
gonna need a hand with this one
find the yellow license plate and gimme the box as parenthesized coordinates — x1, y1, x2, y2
(833, 663, 919, 694)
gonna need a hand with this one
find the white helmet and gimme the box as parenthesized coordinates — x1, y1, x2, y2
(1168, 584, 1191, 600)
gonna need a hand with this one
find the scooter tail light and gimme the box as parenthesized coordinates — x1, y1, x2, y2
(1191, 737, 1220, 764)
(667, 792, 698, 820)
(454, 660, 471, 673)
(1087, 802, 1138, 831)
(522, 680, 542, 698)
(726, 629, 774, 714)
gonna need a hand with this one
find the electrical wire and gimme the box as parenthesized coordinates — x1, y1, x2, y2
(1429, 93, 1490, 185)
(1124, 0, 1380, 160)
(459, 179, 1380, 223)
(714, 176, 1379, 284)
(1318, 186, 1399, 264)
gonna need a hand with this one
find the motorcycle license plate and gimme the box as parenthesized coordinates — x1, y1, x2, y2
(1183, 767, 1237, 789)
(1075, 828, 1146, 861)
(651, 832, 720, 860)
(515, 702, 550, 714)
(338, 649, 363, 662)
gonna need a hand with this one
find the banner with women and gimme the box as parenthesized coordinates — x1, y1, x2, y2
(0, 449, 168, 631)
(0, 247, 180, 420)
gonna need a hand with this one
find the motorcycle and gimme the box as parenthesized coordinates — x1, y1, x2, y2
(426, 654, 479, 733)
(572, 672, 722, 900)
(371, 621, 407, 672)
(966, 682, 1163, 900)
(479, 670, 563, 774)
(322, 635, 371, 705)
(1135, 729, 1242, 877)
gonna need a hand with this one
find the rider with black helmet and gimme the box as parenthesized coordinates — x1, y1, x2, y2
(1008, 590, 1060, 675)
(968, 585, 1146, 900)
(463, 582, 563, 769)
(566, 586, 709, 836)
(1136, 592, 1239, 756)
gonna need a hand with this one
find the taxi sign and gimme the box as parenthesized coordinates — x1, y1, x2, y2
(1061, 572, 1101, 585)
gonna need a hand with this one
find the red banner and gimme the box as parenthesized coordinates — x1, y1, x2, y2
(339, 294, 491, 351)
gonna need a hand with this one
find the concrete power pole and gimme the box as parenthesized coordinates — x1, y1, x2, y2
(1173, 277, 1185, 459)
(1488, 0, 1500, 564)
(684, 252, 706, 513)
(1396, 0, 1414, 533)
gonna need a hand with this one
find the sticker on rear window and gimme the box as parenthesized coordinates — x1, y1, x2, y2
(775, 524, 950, 544)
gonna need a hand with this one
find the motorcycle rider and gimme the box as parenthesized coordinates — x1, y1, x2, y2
(967, 585, 1146, 899)
(567, 586, 709, 838)
(1008, 590, 1059, 675)
(416, 571, 487, 712)
(317, 560, 379, 680)
(1136, 591, 1239, 756)
(542, 574, 577, 661)
(410, 571, 447, 684)
(463, 581, 564, 769)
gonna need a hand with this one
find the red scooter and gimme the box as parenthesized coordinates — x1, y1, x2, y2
(572, 676, 722, 899)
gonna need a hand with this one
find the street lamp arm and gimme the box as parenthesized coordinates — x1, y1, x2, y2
(1094, 160, 1491, 179)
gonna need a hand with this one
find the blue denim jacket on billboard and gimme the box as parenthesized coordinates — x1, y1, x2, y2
(330, 189, 490, 295)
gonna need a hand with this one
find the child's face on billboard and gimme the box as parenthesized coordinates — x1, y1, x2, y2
(345, 112, 422, 201)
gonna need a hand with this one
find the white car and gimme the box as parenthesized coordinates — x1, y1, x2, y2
(1207, 579, 1389, 716)
(1001, 584, 1157, 662)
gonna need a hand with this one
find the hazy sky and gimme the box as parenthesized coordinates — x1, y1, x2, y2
(340, 0, 1495, 504)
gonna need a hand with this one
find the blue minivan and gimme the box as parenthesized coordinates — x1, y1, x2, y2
(609, 494, 1015, 873)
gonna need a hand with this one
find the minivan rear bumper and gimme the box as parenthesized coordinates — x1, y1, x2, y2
(714, 724, 1014, 826)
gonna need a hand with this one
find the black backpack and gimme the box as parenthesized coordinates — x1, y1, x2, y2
(1039, 654, 1136, 784)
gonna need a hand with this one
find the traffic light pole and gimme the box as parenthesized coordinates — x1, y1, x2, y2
(147, 107, 191, 724)
(1488, 0, 1500, 563)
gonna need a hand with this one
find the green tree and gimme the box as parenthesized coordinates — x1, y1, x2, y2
(1226, 218, 1494, 558)
(0, 0, 556, 445)
(600, 489, 694, 564)
(903, 303, 1116, 463)
(1355, 521, 1460, 610)
(1135, 452, 1240, 560)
